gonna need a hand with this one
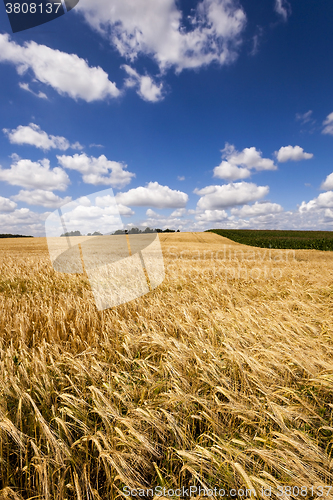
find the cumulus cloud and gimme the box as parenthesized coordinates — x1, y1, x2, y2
(57, 154, 135, 188)
(0, 208, 47, 236)
(301, 192, 333, 220)
(195, 181, 269, 210)
(275, 145, 313, 162)
(117, 204, 135, 216)
(0, 196, 17, 212)
(142, 204, 333, 232)
(3, 123, 83, 151)
(62, 204, 119, 222)
(0, 158, 70, 191)
(274, 0, 291, 20)
(321, 173, 333, 191)
(195, 209, 228, 222)
(213, 143, 277, 181)
(0, 34, 120, 102)
(324, 209, 333, 219)
(12, 189, 71, 208)
(142, 213, 186, 231)
(18, 82, 48, 99)
(170, 208, 188, 217)
(123, 65, 164, 102)
(146, 209, 160, 218)
(214, 161, 251, 181)
(94, 193, 135, 216)
(322, 112, 333, 136)
(56, 201, 127, 235)
(299, 191, 333, 212)
(231, 201, 283, 217)
(77, 0, 246, 73)
(116, 181, 188, 208)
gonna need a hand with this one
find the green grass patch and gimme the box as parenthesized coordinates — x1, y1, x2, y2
(207, 229, 333, 250)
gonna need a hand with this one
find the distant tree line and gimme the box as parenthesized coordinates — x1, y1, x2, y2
(114, 228, 180, 235)
(60, 231, 102, 237)
(0, 234, 33, 238)
(61, 228, 181, 236)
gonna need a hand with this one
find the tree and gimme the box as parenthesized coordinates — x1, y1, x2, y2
(60, 230, 82, 237)
(129, 227, 141, 234)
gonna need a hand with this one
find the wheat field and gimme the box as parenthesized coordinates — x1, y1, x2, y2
(0, 232, 333, 499)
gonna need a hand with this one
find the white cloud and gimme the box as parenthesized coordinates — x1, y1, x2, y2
(299, 191, 333, 212)
(322, 112, 333, 136)
(77, 0, 246, 72)
(321, 172, 333, 191)
(57, 154, 135, 188)
(116, 181, 188, 208)
(3, 123, 83, 151)
(195, 181, 269, 210)
(141, 207, 194, 231)
(61, 205, 117, 222)
(58, 203, 125, 235)
(171, 208, 187, 217)
(214, 161, 251, 181)
(274, 0, 291, 20)
(117, 204, 135, 216)
(177, 176, 185, 181)
(275, 145, 313, 162)
(213, 143, 276, 181)
(12, 189, 71, 208)
(0, 34, 120, 102)
(18, 82, 48, 99)
(195, 209, 228, 222)
(194, 209, 318, 231)
(146, 209, 160, 218)
(123, 65, 164, 102)
(0, 208, 47, 236)
(0, 158, 70, 191)
(324, 209, 333, 219)
(94, 193, 135, 216)
(141, 205, 333, 232)
(0, 196, 17, 212)
(142, 214, 187, 231)
(231, 201, 283, 217)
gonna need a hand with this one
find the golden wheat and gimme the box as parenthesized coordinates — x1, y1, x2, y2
(0, 232, 333, 499)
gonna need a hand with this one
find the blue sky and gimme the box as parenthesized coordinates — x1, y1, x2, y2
(1, 0, 333, 236)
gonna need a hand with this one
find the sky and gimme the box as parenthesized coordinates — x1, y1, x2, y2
(0, 0, 333, 236)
